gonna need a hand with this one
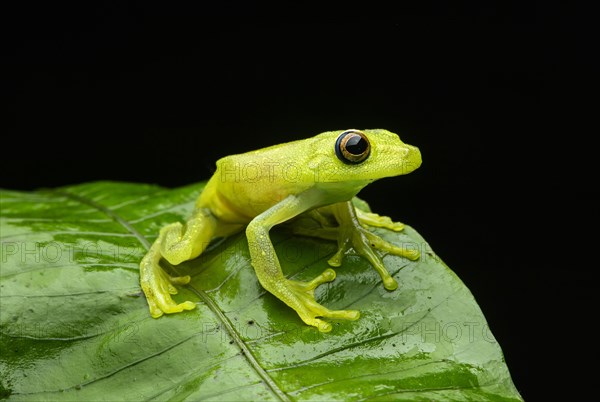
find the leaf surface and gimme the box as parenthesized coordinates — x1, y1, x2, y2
(0, 181, 522, 401)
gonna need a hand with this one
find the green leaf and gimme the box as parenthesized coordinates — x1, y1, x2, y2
(0, 181, 522, 401)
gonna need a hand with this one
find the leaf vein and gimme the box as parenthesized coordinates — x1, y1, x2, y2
(128, 202, 196, 224)
(55, 187, 290, 402)
(0, 263, 139, 278)
(342, 262, 410, 309)
(358, 380, 497, 401)
(289, 360, 446, 396)
(0, 231, 139, 240)
(54, 190, 152, 249)
(11, 331, 203, 395)
(0, 287, 139, 298)
(141, 353, 245, 401)
(266, 332, 398, 373)
(182, 282, 291, 402)
(267, 289, 461, 372)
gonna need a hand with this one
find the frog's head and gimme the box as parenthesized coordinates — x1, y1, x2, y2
(309, 128, 421, 192)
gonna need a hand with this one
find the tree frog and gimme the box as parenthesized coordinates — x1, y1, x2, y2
(140, 129, 422, 332)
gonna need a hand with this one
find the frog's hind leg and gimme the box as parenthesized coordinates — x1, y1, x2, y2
(140, 208, 217, 318)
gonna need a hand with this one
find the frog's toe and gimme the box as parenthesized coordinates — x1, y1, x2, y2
(365, 231, 420, 260)
(169, 274, 191, 285)
(164, 274, 191, 294)
(320, 308, 360, 321)
(167, 283, 178, 295)
(140, 261, 196, 317)
(310, 319, 332, 333)
(382, 242, 420, 260)
(327, 250, 343, 267)
(161, 300, 196, 315)
(302, 296, 360, 321)
(289, 268, 335, 293)
(153, 290, 196, 315)
(356, 210, 406, 232)
(144, 285, 194, 317)
(383, 276, 399, 291)
(298, 306, 359, 332)
(403, 249, 420, 260)
(147, 297, 164, 319)
(297, 310, 351, 332)
(303, 268, 335, 290)
(369, 219, 404, 232)
(389, 222, 405, 231)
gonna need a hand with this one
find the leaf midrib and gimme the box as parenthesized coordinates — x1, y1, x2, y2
(54, 190, 152, 249)
(55, 189, 291, 402)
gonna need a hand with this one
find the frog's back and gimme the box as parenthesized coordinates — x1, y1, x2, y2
(197, 138, 319, 222)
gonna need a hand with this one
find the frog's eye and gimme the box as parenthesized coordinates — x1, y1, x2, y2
(335, 130, 371, 164)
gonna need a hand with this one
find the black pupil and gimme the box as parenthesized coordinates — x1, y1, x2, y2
(345, 135, 368, 155)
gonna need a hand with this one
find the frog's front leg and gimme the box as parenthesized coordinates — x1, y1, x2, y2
(246, 193, 359, 332)
(328, 201, 420, 290)
(140, 208, 217, 318)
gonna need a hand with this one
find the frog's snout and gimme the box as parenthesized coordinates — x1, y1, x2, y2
(399, 144, 422, 174)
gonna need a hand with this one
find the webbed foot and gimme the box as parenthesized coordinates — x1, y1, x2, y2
(330, 203, 420, 290)
(279, 269, 360, 332)
(140, 249, 196, 318)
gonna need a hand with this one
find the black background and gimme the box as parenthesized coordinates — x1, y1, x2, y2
(2, 2, 595, 400)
